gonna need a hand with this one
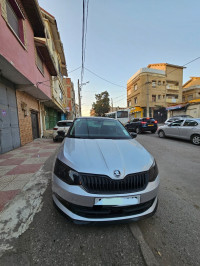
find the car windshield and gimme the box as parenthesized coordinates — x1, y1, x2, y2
(68, 118, 131, 139)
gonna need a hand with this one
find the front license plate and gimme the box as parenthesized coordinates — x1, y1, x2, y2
(94, 196, 140, 206)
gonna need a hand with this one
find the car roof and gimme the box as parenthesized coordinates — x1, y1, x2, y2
(76, 117, 114, 120)
(57, 120, 73, 122)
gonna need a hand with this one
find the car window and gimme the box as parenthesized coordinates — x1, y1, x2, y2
(170, 120, 184, 126)
(131, 119, 139, 122)
(66, 122, 73, 127)
(57, 122, 67, 127)
(69, 118, 131, 139)
(183, 120, 198, 127)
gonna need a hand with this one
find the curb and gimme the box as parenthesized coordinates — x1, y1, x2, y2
(129, 223, 159, 266)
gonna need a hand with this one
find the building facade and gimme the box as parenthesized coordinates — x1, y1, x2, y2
(0, 0, 55, 153)
(0, 0, 69, 154)
(63, 77, 76, 120)
(127, 63, 184, 122)
(182, 77, 200, 102)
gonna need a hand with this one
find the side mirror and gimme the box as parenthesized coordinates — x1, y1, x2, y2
(130, 132, 137, 139)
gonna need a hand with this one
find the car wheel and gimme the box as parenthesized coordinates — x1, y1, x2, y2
(53, 138, 57, 142)
(158, 130, 165, 138)
(191, 134, 200, 145)
(136, 127, 142, 134)
(151, 130, 156, 134)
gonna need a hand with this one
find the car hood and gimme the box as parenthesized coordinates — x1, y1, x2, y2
(57, 138, 154, 179)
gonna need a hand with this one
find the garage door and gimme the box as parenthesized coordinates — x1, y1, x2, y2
(0, 82, 20, 154)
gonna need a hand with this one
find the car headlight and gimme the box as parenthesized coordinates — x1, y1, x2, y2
(149, 160, 158, 182)
(54, 158, 81, 185)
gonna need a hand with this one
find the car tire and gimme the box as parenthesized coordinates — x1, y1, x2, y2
(53, 138, 57, 142)
(136, 127, 142, 134)
(158, 130, 165, 138)
(151, 130, 156, 134)
(191, 134, 200, 145)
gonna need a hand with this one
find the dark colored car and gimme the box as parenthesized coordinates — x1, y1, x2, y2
(125, 118, 158, 134)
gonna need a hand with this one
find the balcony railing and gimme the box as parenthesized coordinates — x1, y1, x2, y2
(166, 85, 179, 90)
(166, 98, 178, 103)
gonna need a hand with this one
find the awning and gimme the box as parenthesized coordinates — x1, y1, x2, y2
(130, 107, 143, 113)
(34, 37, 57, 76)
(189, 99, 200, 103)
(166, 104, 187, 111)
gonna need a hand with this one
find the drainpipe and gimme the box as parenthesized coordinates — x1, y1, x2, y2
(38, 101, 43, 138)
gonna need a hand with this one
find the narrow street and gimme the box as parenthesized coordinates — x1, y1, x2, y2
(0, 134, 199, 265)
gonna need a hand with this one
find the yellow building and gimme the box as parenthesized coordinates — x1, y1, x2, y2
(40, 8, 68, 130)
(182, 77, 200, 102)
(127, 63, 184, 122)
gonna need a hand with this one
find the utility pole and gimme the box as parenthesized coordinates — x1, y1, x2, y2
(111, 98, 113, 112)
(78, 79, 81, 117)
(146, 74, 149, 117)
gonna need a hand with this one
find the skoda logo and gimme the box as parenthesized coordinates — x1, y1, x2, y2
(114, 170, 121, 178)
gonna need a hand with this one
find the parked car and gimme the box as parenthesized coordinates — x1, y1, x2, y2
(157, 118, 200, 145)
(53, 120, 73, 142)
(52, 117, 159, 223)
(164, 115, 193, 125)
(125, 117, 158, 134)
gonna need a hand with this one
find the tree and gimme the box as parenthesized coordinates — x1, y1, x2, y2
(92, 91, 110, 117)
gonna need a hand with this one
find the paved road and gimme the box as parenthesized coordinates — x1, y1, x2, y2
(0, 134, 199, 265)
(136, 133, 200, 266)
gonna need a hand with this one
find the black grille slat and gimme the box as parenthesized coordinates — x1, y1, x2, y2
(80, 171, 148, 194)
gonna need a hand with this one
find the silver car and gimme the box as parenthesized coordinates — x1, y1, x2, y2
(52, 117, 159, 223)
(158, 118, 200, 145)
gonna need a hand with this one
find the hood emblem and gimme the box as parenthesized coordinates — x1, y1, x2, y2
(114, 170, 121, 178)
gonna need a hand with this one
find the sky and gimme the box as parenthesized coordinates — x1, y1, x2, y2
(39, 0, 200, 116)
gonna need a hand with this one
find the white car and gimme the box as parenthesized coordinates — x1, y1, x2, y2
(53, 120, 73, 142)
(52, 117, 159, 223)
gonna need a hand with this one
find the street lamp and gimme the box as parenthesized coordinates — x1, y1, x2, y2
(78, 80, 89, 117)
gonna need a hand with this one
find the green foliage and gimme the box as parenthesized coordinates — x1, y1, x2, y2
(92, 91, 110, 117)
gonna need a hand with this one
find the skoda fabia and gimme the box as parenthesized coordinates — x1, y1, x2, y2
(52, 117, 159, 223)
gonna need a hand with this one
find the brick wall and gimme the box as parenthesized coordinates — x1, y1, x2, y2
(16, 91, 40, 146)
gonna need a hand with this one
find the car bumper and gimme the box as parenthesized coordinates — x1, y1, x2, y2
(52, 174, 159, 222)
(141, 126, 157, 132)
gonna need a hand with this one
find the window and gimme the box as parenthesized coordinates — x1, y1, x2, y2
(152, 80, 156, 87)
(134, 84, 138, 91)
(183, 120, 198, 127)
(134, 97, 138, 104)
(171, 120, 184, 126)
(36, 50, 44, 74)
(59, 89, 63, 101)
(163, 81, 165, 85)
(117, 111, 128, 118)
(152, 95, 156, 102)
(158, 95, 161, 100)
(163, 95, 165, 99)
(128, 101, 131, 107)
(128, 90, 131, 96)
(188, 94, 193, 101)
(158, 81, 161, 86)
(183, 96, 185, 102)
(6, 0, 24, 44)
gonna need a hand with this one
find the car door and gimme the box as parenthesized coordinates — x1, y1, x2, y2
(129, 119, 139, 131)
(164, 119, 184, 137)
(179, 120, 199, 140)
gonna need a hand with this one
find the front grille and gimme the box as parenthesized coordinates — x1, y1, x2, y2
(56, 194, 155, 219)
(80, 172, 148, 194)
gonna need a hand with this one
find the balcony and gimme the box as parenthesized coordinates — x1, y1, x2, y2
(166, 98, 178, 103)
(166, 85, 179, 91)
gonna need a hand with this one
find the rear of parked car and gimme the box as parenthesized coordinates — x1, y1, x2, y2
(125, 118, 158, 134)
(53, 120, 73, 141)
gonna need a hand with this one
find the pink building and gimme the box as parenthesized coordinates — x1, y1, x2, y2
(0, 0, 57, 153)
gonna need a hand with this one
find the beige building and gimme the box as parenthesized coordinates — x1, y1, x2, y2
(40, 8, 68, 131)
(182, 77, 200, 102)
(127, 63, 184, 122)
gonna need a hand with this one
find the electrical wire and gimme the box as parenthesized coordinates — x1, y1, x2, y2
(84, 67, 126, 88)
